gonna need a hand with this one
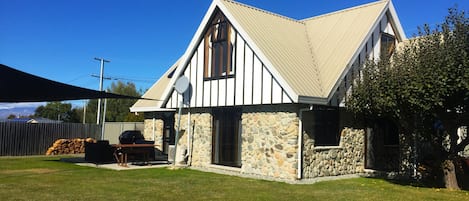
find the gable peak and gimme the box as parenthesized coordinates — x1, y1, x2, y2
(301, 0, 388, 22)
(218, 0, 302, 24)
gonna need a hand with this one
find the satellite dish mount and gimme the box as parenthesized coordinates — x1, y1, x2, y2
(173, 76, 190, 166)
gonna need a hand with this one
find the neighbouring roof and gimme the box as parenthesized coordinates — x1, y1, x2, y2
(4, 117, 62, 123)
(132, 0, 406, 111)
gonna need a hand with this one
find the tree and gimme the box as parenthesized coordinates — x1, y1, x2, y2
(84, 81, 143, 123)
(34, 102, 81, 123)
(347, 8, 468, 190)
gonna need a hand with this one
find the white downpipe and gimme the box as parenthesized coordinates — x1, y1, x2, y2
(173, 101, 183, 166)
(298, 108, 309, 180)
(100, 98, 107, 140)
(152, 118, 156, 141)
(187, 111, 191, 165)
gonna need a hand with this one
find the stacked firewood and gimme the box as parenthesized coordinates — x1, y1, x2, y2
(46, 138, 96, 155)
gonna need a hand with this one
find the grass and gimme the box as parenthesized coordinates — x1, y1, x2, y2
(0, 156, 467, 201)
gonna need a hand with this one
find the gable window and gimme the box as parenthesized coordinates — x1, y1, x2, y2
(380, 32, 396, 59)
(204, 12, 234, 79)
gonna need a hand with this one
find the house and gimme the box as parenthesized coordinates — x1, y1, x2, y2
(131, 0, 407, 180)
(5, 117, 62, 124)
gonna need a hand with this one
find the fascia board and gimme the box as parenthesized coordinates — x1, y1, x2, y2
(298, 96, 328, 105)
(130, 106, 176, 113)
(159, 0, 220, 108)
(388, 1, 407, 41)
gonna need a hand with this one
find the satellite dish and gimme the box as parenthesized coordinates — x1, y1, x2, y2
(174, 76, 189, 94)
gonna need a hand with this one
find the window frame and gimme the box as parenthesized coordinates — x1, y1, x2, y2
(303, 106, 341, 147)
(380, 32, 396, 59)
(204, 12, 234, 80)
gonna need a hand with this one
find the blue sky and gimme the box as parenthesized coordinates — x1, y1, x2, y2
(0, 0, 468, 112)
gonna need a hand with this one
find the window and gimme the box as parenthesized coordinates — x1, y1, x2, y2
(303, 106, 341, 146)
(380, 32, 396, 59)
(204, 12, 233, 79)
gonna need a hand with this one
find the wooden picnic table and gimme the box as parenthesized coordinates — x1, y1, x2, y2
(112, 144, 156, 167)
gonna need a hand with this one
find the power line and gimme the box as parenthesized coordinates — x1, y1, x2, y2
(90, 74, 155, 83)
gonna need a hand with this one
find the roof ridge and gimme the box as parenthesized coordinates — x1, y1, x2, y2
(220, 0, 303, 24)
(300, 0, 388, 22)
(302, 26, 324, 96)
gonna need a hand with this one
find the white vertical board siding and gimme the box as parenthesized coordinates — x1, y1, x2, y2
(164, 30, 297, 109)
(282, 91, 292, 103)
(262, 66, 272, 104)
(219, 78, 226, 106)
(235, 35, 245, 105)
(211, 80, 218, 107)
(381, 14, 388, 32)
(372, 28, 380, 60)
(243, 45, 254, 105)
(367, 35, 373, 59)
(167, 94, 171, 108)
(184, 63, 191, 106)
(172, 90, 178, 108)
(226, 78, 235, 106)
(252, 56, 262, 105)
(190, 54, 198, 107)
(203, 78, 211, 107)
(272, 79, 283, 104)
(196, 41, 204, 107)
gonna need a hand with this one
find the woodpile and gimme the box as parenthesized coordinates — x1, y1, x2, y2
(46, 138, 96, 155)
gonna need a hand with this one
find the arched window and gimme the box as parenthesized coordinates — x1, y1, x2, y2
(204, 12, 233, 79)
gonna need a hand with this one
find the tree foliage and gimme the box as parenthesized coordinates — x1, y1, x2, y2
(34, 102, 81, 122)
(347, 8, 468, 189)
(83, 81, 143, 123)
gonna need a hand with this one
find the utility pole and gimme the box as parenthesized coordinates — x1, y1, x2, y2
(83, 100, 87, 124)
(94, 57, 110, 125)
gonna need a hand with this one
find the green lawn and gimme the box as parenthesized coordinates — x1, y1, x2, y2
(0, 156, 467, 201)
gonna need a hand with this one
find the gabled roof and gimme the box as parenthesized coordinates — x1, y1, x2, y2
(132, 0, 406, 111)
(220, 0, 404, 100)
(130, 59, 180, 112)
(302, 1, 391, 98)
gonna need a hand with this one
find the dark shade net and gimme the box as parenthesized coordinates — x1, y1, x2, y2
(1, 64, 147, 102)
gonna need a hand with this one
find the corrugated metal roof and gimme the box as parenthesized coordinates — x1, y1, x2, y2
(220, 0, 323, 98)
(221, 0, 389, 98)
(303, 1, 388, 97)
(133, 0, 398, 111)
(130, 58, 180, 112)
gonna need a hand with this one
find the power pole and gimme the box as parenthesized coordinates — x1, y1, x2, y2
(94, 57, 110, 125)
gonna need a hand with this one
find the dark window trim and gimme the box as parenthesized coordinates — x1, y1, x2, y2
(203, 11, 234, 80)
(380, 32, 396, 59)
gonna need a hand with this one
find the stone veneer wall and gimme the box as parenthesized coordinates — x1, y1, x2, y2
(171, 105, 300, 180)
(241, 105, 300, 180)
(143, 119, 164, 151)
(177, 109, 212, 166)
(302, 128, 365, 178)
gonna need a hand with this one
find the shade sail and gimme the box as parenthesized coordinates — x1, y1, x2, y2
(0, 64, 148, 102)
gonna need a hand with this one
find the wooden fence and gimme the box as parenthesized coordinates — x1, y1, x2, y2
(0, 122, 101, 156)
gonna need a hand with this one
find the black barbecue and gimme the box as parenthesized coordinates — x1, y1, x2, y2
(85, 130, 156, 164)
(119, 130, 154, 144)
(117, 130, 155, 163)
